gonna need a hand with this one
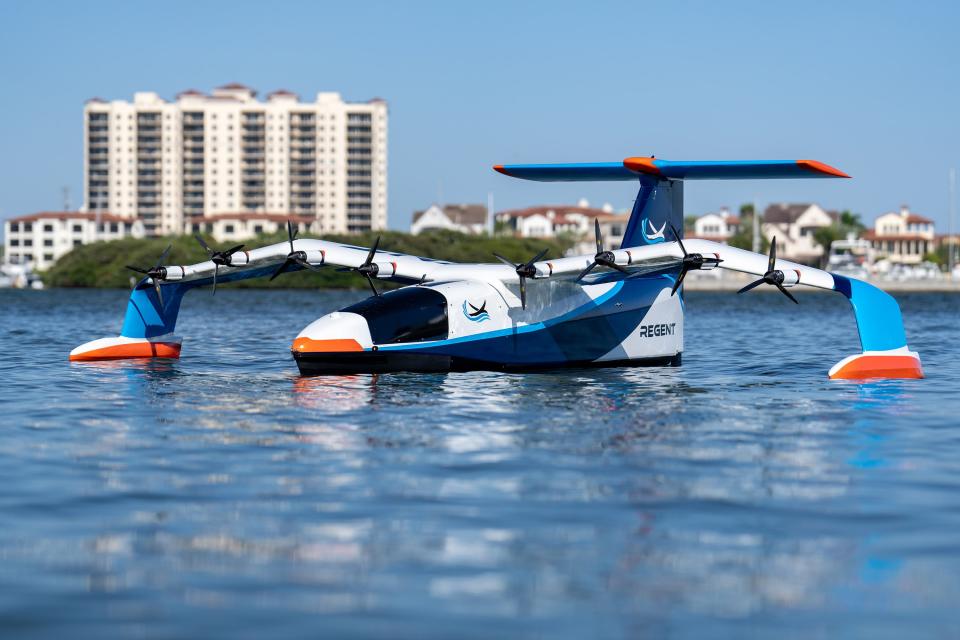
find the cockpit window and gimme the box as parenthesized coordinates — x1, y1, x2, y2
(344, 287, 448, 344)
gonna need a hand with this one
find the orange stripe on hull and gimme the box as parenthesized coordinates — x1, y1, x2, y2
(292, 338, 364, 353)
(69, 341, 182, 362)
(829, 355, 923, 380)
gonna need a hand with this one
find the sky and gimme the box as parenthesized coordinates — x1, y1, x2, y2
(0, 0, 958, 231)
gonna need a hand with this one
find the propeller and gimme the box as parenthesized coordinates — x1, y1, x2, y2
(269, 220, 322, 282)
(668, 223, 722, 296)
(337, 235, 383, 296)
(575, 219, 631, 282)
(493, 248, 548, 310)
(194, 235, 244, 295)
(125, 244, 172, 308)
(737, 237, 798, 304)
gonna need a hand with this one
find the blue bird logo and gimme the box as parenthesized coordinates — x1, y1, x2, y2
(462, 300, 489, 322)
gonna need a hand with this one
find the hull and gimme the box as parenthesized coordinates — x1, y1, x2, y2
(293, 349, 681, 375)
(293, 276, 685, 375)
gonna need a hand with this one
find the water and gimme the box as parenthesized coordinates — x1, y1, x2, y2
(1, 288, 958, 638)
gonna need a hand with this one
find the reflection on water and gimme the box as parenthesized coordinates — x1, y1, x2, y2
(1, 289, 959, 637)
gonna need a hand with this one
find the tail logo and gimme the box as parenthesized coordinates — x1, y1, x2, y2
(642, 218, 666, 244)
(462, 300, 490, 322)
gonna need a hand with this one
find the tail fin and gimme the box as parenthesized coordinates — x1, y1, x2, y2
(494, 157, 849, 248)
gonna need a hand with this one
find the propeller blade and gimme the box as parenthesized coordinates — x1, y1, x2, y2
(269, 259, 292, 281)
(519, 275, 527, 310)
(195, 234, 213, 255)
(286, 220, 296, 254)
(671, 267, 688, 296)
(212, 263, 218, 296)
(776, 283, 799, 304)
(576, 261, 598, 282)
(155, 244, 172, 270)
(294, 257, 321, 272)
(595, 218, 603, 255)
(768, 237, 777, 273)
(364, 273, 380, 297)
(526, 248, 548, 268)
(737, 278, 766, 294)
(153, 279, 164, 309)
(365, 235, 381, 266)
(669, 223, 687, 256)
(492, 253, 516, 268)
(225, 244, 245, 255)
(125, 265, 149, 274)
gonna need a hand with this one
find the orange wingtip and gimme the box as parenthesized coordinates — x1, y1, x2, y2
(493, 164, 507, 175)
(622, 157, 662, 176)
(69, 341, 181, 361)
(828, 354, 923, 380)
(291, 338, 364, 353)
(797, 160, 851, 178)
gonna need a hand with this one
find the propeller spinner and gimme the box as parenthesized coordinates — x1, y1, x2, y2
(337, 235, 383, 297)
(737, 237, 798, 304)
(194, 235, 244, 295)
(668, 224, 722, 296)
(269, 220, 322, 282)
(125, 244, 172, 309)
(493, 248, 548, 310)
(576, 219, 630, 282)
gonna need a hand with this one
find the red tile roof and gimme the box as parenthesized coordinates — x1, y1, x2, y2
(6, 211, 130, 224)
(217, 82, 254, 91)
(904, 213, 933, 224)
(203, 213, 315, 223)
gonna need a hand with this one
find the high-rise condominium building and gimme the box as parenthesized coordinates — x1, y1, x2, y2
(83, 83, 387, 235)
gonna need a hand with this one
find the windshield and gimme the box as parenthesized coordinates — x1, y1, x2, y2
(344, 287, 448, 345)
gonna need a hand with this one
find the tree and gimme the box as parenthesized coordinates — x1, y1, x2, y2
(684, 215, 698, 233)
(727, 212, 768, 253)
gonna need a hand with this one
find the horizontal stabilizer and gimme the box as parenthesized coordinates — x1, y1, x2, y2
(494, 157, 850, 181)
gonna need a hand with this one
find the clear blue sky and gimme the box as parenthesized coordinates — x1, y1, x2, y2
(1, 0, 958, 230)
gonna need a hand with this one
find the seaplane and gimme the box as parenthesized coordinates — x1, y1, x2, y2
(70, 156, 923, 380)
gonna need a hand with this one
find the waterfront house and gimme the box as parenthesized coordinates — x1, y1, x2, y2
(410, 204, 488, 235)
(761, 203, 838, 264)
(3, 211, 145, 271)
(862, 205, 936, 265)
(689, 207, 741, 243)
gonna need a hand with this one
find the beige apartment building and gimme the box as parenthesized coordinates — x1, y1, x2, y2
(83, 83, 387, 236)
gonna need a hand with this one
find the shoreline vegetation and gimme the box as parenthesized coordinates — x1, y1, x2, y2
(43, 230, 575, 289)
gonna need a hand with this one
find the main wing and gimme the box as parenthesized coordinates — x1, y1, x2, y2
(156, 236, 519, 286)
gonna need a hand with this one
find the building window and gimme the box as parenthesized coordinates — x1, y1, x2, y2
(24, 239, 33, 247)
(23, 223, 32, 232)
(73, 224, 83, 233)
(44, 253, 54, 262)
(73, 240, 82, 247)
(10, 239, 18, 246)
(43, 239, 53, 247)
(224, 224, 235, 233)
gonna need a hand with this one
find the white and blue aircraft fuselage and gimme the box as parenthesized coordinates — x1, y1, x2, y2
(70, 157, 924, 381)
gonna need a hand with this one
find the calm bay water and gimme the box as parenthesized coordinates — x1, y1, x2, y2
(1, 287, 959, 638)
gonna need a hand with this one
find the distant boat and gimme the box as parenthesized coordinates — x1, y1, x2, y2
(0, 263, 44, 289)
